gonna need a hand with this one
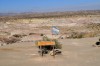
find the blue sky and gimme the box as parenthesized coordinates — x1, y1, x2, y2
(0, 0, 100, 13)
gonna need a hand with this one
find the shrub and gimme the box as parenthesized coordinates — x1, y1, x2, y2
(40, 34, 44, 36)
(12, 34, 27, 38)
(4, 36, 21, 44)
(12, 34, 22, 38)
(0, 36, 21, 44)
(42, 36, 51, 41)
(53, 39, 62, 49)
(29, 33, 35, 35)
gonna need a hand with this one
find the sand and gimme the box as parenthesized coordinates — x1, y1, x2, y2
(0, 37, 100, 66)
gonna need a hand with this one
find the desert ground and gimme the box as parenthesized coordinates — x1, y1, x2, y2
(0, 37, 100, 66)
(0, 11, 100, 66)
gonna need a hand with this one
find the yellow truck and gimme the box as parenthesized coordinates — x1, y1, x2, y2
(36, 40, 62, 57)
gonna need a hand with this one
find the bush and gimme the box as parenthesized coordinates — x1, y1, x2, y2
(12, 34, 27, 38)
(29, 33, 35, 35)
(4, 36, 21, 44)
(42, 36, 51, 41)
(53, 39, 62, 49)
(12, 34, 22, 38)
(0, 36, 21, 44)
(40, 34, 44, 36)
(66, 32, 96, 39)
(68, 32, 84, 38)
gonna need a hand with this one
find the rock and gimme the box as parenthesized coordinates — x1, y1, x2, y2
(0, 41, 5, 46)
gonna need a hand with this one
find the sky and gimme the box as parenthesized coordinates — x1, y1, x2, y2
(0, 0, 100, 13)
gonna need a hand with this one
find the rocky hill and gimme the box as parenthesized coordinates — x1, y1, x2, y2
(0, 10, 100, 45)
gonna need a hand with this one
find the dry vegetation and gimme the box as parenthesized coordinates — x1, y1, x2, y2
(0, 10, 100, 66)
(0, 10, 100, 45)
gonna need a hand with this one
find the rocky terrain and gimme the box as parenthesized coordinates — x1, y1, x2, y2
(0, 13, 100, 45)
(0, 10, 100, 66)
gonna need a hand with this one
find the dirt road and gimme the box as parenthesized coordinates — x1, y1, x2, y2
(0, 37, 100, 66)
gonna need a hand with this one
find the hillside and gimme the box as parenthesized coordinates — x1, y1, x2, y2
(0, 10, 100, 45)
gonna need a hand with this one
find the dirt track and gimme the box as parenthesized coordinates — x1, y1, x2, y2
(0, 37, 100, 66)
